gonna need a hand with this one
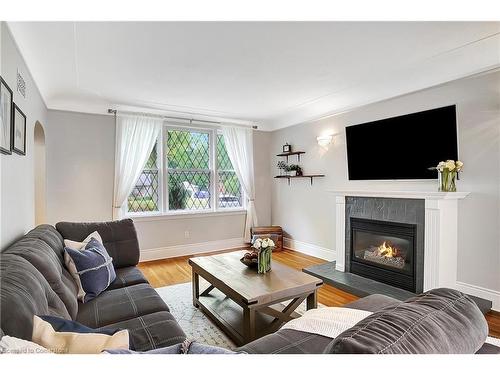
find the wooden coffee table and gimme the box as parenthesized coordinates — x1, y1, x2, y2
(188, 251, 323, 346)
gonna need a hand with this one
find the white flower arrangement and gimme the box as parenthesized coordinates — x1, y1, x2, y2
(250, 237, 275, 273)
(432, 160, 464, 173)
(252, 237, 275, 250)
(429, 160, 463, 192)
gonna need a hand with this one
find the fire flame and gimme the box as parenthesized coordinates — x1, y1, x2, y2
(376, 242, 400, 258)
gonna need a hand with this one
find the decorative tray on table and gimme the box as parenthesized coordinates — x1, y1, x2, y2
(240, 251, 258, 268)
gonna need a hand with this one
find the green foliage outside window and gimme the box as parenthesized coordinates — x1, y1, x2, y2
(128, 129, 243, 213)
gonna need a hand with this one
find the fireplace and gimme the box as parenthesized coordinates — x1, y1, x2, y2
(350, 217, 417, 292)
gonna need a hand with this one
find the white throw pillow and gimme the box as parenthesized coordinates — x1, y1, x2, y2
(281, 307, 372, 339)
(64, 230, 103, 250)
(32, 316, 129, 354)
(64, 231, 104, 301)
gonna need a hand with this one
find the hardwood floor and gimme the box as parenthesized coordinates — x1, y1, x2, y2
(487, 311, 500, 338)
(139, 248, 500, 338)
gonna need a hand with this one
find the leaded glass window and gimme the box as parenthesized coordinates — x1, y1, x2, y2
(167, 129, 211, 211)
(217, 134, 243, 209)
(127, 126, 244, 215)
(128, 144, 160, 212)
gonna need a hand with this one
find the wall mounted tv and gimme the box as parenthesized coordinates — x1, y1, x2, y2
(346, 105, 458, 180)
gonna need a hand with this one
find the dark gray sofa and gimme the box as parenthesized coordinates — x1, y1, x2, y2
(0, 220, 186, 351)
(238, 293, 500, 354)
(238, 294, 397, 354)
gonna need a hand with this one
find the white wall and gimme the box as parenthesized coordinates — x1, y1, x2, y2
(44, 109, 271, 257)
(0, 23, 48, 249)
(271, 71, 500, 297)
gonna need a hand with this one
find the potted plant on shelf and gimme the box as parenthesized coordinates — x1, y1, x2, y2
(287, 164, 303, 177)
(277, 161, 288, 176)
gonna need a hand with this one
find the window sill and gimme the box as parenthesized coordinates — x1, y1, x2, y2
(126, 209, 247, 222)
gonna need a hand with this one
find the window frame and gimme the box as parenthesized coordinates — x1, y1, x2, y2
(125, 124, 245, 218)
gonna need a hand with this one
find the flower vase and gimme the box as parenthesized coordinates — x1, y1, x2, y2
(438, 170, 457, 192)
(257, 247, 273, 274)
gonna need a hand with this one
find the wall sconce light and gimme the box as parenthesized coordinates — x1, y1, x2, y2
(317, 134, 333, 147)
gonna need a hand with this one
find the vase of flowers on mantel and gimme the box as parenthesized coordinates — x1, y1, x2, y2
(429, 160, 463, 192)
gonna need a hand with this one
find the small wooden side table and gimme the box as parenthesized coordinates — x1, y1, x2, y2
(251, 226, 283, 251)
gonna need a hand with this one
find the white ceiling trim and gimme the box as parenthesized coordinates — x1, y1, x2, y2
(111, 104, 258, 127)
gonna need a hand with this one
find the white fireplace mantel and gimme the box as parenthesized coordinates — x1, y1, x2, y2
(329, 190, 470, 200)
(330, 190, 470, 292)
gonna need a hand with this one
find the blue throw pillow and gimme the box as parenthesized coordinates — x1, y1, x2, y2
(38, 315, 120, 335)
(64, 238, 116, 302)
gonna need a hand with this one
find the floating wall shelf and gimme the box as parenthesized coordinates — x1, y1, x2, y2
(276, 149, 325, 185)
(274, 175, 325, 185)
(276, 151, 306, 162)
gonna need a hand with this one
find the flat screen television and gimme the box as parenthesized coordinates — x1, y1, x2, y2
(346, 105, 458, 180)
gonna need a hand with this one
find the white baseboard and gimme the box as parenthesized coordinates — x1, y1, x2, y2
(456, 281, 500, 312)
(284, 237, 336, 261)
(140, 237, 246, 262)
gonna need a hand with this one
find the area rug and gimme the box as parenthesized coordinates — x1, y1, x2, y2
(156, 282, 324, 350)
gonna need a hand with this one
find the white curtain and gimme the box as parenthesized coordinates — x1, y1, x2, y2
(113, 114, 163, 219)
(221, 126, 258, 242)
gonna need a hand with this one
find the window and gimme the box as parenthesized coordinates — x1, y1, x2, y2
(217, 134, 243, 208)
(167, 129, 211, 211)
(127, 126, 243, 215)
(128, 145, 160, 213)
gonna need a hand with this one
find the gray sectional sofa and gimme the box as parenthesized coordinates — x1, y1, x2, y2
(239, 291, 499, 354)
(0, 220, 185, 351)
(1, 219, 498, 354)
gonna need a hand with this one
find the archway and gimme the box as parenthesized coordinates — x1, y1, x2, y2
(34, 121, 46, 225)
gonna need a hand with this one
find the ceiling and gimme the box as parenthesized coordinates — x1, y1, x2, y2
(7, 21, 500, 130)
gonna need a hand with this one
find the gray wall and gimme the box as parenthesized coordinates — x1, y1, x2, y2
(253, 130, 272, 227)
(1, 23, 48, 249)
(270, 71, 500, 293)
(46, 110, 115, 223)
(44, 110, 271, 250)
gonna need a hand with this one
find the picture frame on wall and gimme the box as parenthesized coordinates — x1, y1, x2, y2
(12, 103, 26, 155)
(0, 76, 14, 155)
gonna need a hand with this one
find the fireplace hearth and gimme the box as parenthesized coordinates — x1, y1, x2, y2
(350, 217, 417, 292)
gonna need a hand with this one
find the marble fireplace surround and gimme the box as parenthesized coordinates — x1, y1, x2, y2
(332, 190, 470, 292)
